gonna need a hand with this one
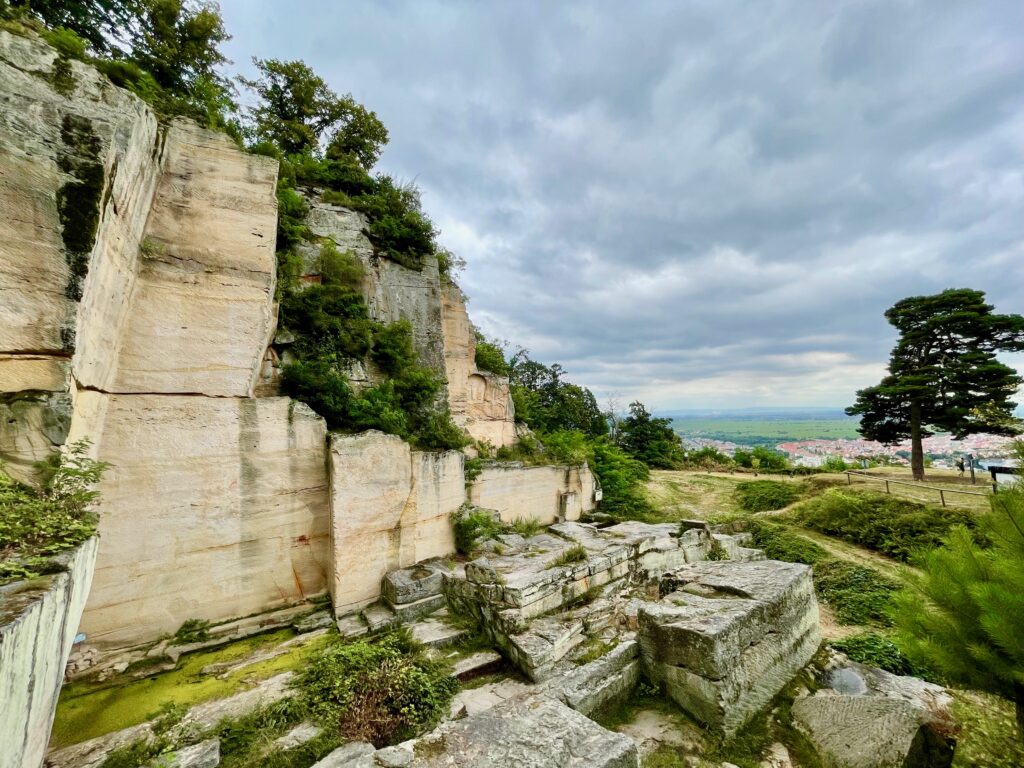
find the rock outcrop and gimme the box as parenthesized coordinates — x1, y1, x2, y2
(0, 539, 98, 768)
(641, 560, 821, 735)
(469, 462, 596, 523)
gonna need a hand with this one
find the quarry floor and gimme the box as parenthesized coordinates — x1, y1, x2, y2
(48, 471, 1023, 768)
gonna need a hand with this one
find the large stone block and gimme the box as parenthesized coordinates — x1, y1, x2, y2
(75, 394, 330, 648)
(640, 560, 821, 735)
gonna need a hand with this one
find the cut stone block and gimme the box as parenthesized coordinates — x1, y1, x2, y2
(640, 560, 820, 735)
(409, 613, 467, 649)
(544, 640, 640, 716)
(388, 593, 447, 623)
(382, 564, 445, 605)
(452, 650, 504, 679)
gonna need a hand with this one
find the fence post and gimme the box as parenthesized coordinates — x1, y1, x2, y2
(885, 480, 890, 494)
(939, 490, 946, 507)
(846, 472, 852, 485)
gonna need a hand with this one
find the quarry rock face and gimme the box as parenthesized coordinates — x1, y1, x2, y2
(640, 560, 821, 735)
(0, 539, 98, 768)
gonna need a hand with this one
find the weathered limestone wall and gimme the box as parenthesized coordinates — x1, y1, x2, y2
(73, 394, 329, 649)
(328, 431, 463, 615)
(468, 463, 596, 524)
(301, 201, 447, 377)
(440, 283, 517, 448)
(0, 29, 160, 482)
(0, 538, 98, 768)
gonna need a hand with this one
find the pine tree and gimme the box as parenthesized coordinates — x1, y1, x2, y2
(848, 289, 1024, 480)
(893, 444, 1024, 740)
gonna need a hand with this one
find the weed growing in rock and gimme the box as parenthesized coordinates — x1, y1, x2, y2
(507, 518, 544, 538)
(734, 479, 802, 512)
(550, 544, 588, 568)
(173, 618, 211, 644)
(451, 505, 504, 554)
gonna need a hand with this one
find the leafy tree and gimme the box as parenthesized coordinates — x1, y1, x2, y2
(893, 445, 1024, 739)
(128, 0, 227, 95)
(733, 445, 789, 472)
(508, 351, 607, 437)
(242, 58, 386, 163)
(473, 331, 509, 376)
(616, 401, 685, 469)
(848, 289, 1024, 480)
(12, 0, 143, 53)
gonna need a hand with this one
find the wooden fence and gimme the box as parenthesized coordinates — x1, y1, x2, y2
(843, 471, 992, 507)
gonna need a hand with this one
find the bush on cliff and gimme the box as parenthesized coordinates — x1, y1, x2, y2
(0, 439, 108, 584)
(734, 479, 802, 513)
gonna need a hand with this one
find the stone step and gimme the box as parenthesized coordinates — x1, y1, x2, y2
(410, 611, 468, 649)
(335, 612, 369, 640)
(361, 601, 399, 633)
(451, 650, 504, 679)
(387, 592, 447, 623)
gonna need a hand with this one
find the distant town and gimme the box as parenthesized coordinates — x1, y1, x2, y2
(670, 409, 1018, 469)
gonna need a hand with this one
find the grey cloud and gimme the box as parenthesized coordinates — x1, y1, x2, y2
(220, 0, 1024, 409)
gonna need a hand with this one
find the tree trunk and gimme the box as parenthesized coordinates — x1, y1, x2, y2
(910, 399, 925, 481)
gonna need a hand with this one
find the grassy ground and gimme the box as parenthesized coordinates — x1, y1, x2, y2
(51, 629, 332, 748)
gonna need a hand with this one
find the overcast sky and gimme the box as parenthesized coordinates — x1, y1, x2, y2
(219, 0, 1024, 412)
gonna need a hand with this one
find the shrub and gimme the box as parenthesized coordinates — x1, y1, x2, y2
(508, 518, 544, 538)
(550, 544, 588, 568)
(173, 618, 211, 644)
(791, 489, 978, 561)
(41, 26, 87, 59)
(682, 445, 733, 469)
(813, 560, 898, 626)
(371, 320, 415, 376)
(412, 409, 470, 452)
(733, 445, 790, 471)
(280, 360, 354, 428)
(317, 241, 363, 288)
(734, 480, 802, 512)
(473, 334, 509, 376)
(831, 633, 928, 677)
(347, 176, 435, 270)
(452, 505, 504, 554)
(745, 520, 827, 565)
(589, 438, 657, 521)
(0, 439, 107, 585)
(297, 632, 457, 747)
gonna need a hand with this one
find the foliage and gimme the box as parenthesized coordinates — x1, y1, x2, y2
(508, 351, 607, 436)
(508, 517, 543, 538)
(616, 401, 685, 469)
(316, 240, 363, 288)
(241, 57, 387, 162)
(791, 488, 978, 562)
(831, 633, 927, 677)
(371, 319, 415, 376)
(821, 455, 849, 472)
(813, 560, 898, 626)
(733, 445, 789, 472)
(347, 176, 436, 270)
(590, 437, 657, 521)
(473, 332, 509, 376)
(893, 459, 1024, 737)
(541, 429, 593, 465)
(550, 544, 588, 568)
(848, 289, 1024, 479)
(296, 631, 457, 747)
(733, 480, 802, 512)
(0, 439, 108, 585)
(451, 505, 504, 554)
(16, 0, 142, 53)
(681, 445, 733, 469)
(744, 520, 827, 565)
(173, 618, 211, 644)
(129, 0, 228, 97)
(41, 24, 88, 58)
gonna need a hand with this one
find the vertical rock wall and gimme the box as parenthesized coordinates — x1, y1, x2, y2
(469, 463, 597, 524)
(0, 538, 98, 768)
(328, 431, 463, 615)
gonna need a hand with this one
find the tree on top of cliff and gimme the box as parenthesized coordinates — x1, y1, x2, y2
(847, 288, 1024, 480)
(129, 0, 228, 96)
(241, 57, 388, 165)
(616, 401, 685, 469)
(508, 351, 608, 437)
(10, 0, 143, 53)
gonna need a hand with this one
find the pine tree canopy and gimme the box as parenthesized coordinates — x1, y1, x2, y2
(848, 289, 1024, 445)
(894, 445, 1024, 736)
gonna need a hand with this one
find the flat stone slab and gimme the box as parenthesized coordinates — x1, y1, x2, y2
(410, 613, 467, 648)
(311, 742, 376, 767)
(403, 694, 639, 767)
(543, 640, 640, 716)
(144, 739, 219, 768)
(452, 650, 504, 678)
(449, 677, 535, 718)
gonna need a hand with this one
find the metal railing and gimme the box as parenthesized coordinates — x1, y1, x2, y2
(843, 471, 992, 507)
